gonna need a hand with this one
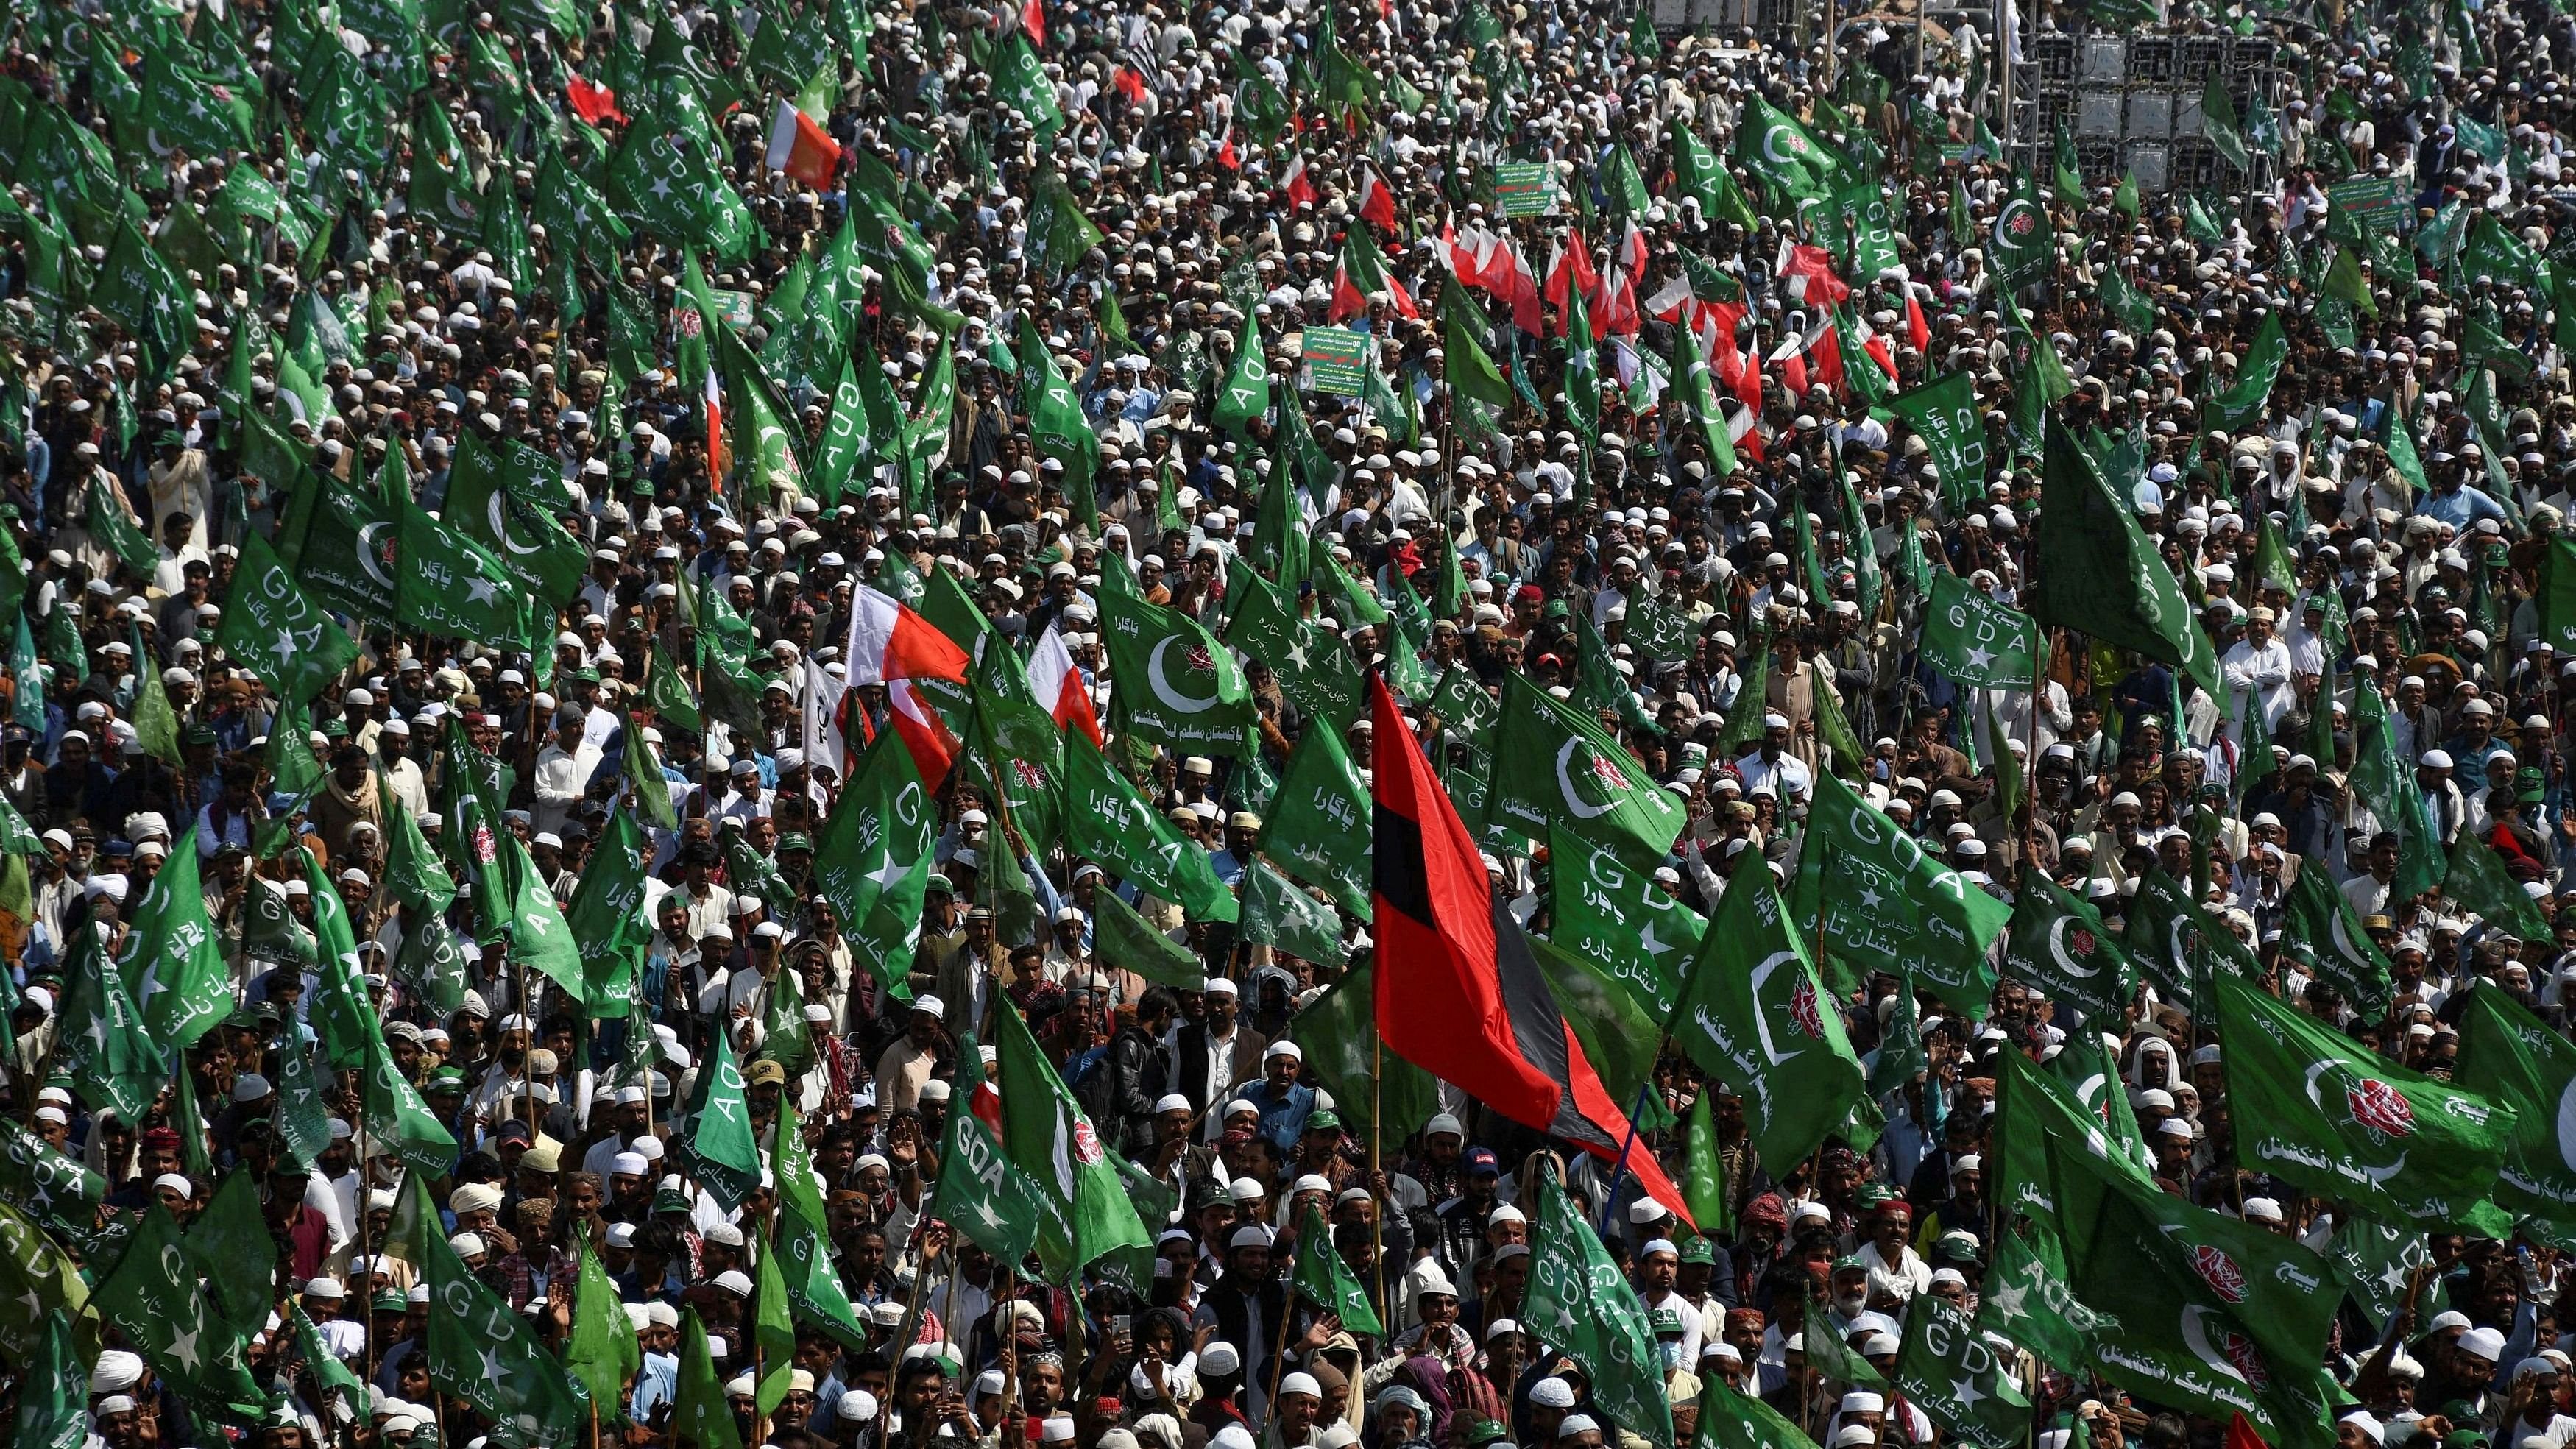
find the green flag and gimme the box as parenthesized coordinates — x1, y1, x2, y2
(1674, 849, 1865, 1170)
(1225, 570, 1363, 731)
(2323, 1214, 2433, 1331)
(752, 1217, 797, 1415)
(361, 1015, 456, 1179)
(1975, 1226, 2104, 1375)
(1735, 96, 1841, 200)
(1490, 673, 1685, 871)
(814, 729, 935, 1000)
(58, 925, 166, 1122)
(606, 103, 758, 258)
(2533, 537, 2576, 652)
(674, 1018, 762, 1209)
(1892, 1298, 2032, 1448)
(2445, 829, 2553, 940)
(1290, 963, 1440, 1147)
(2202, 311, 2287, 433)
(380, 781, 458, 915)
(216, 526, 356, 705)
(1801, 1286, 1888, 1387)
(771, 1100, 871, 1349)
(1988, 174, 2056, 287)
(1792, 768, 2011, 1014)
(395, 497, 526, 642)
(1680, 1090, 1733, 1239)
(994, 996, 1154, 1283)
(1212, 311, 1273, 434)
(2216, 971, 2514, 1224)
(2202, 74, 2250, 169)
(126, 826, 230, 1051)
(13, 1309, 88, 1449)
(0, 1201, 93, 1362)
(91, 1205, 264, 1421)
(1264, 720, 1371, 916)
(1521, 1173, 1674, 1448)
(1290, 1200, 1383, 1336)
(2279, 862, 2393, 1016)
(2030, 419, 2223, 700)
(1240, 860, 1348, 966)
(671, 1308, 744, 1449)
(927, 1030, 1051, 1266)
(2000, 871, 2137, 1023)
(1092, 884, 1203, 987)
(1919, 573, 2040, 689)
(2121, 865, 2259, 1014)
(1064, 734, 1238, 924)
(1103, 587, 1254, 755)
(1545, 823, 1702, 1021)
(2449, 985, 2576, 1231)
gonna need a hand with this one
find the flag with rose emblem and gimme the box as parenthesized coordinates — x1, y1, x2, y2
(2029, 419, 2223, 700)
(1672, 848, 1863, 1170)
(1919, 573, 2041, 690)
(1988, 173, 2056, 286)
(1491, 673, 1685, 872)
(2001, 871, 2137, 1022)
(994, 995, 1153, 1285)
(1100, 587, 1253, 756)
(1733, 95, 1842, 202)
(2043, 1125, 2341, 1447)
(2215, 972, 2515, 1226)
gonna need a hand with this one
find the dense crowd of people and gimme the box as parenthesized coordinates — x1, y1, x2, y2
(13, 0, 2576, 1448)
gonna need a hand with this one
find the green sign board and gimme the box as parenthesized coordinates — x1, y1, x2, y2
(1491, 163, 1557, 217)
(1301, 327, 1372, 396)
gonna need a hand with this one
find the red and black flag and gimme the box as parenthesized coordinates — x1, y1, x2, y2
(1369, 675, 1698, 1223)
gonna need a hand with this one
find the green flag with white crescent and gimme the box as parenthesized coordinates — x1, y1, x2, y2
(1490, 673, 1685, 872)
(1988, 173, 2055, 288)
(126, 826, 230, 1052)
(1290, 1200, 1383, 1336)
(995, 998, 1154, 1284)
(2217, 971, 2514, 1226)
(1673, 849, 1864, 1171)
(2000, 871, 2137, 1023)
(2279, 862, 2393, 1017)
(1101, 585, 1254, 756)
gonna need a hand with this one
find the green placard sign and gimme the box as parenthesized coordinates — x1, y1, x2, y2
(2327, 175, 2410, 236)
(1492, 163, 1557, 217)
(1301, 327, 1372, 396)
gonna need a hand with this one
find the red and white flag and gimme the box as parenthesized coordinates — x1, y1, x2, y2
(1281, 154, 1316, 210)
(1905, 287, 1931, 352)
(765, 99, 843, 189)
(844, 584, 972, 687)
(565, 74, 624, 126)
(1027, 625, 1105, 748)
(1355, 165, 1398, 232)
(885, 679, 958, 787)
(1775, 241, 1852, 307)
(1020, 0, 1047, 46)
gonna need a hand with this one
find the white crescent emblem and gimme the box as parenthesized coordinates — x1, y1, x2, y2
(2552, 1074, 2576, 1175)
(489, 493, 541, 556)
(2048, 915, 2101, 978)
(2304, 1058, 2335, 1110)
(1554, 737, 1617, 820)
(1747, 951, 1802, 1066)
(2179, 1305, 2251, 1386)
(2170, 916, 2194, 977)
(1144, 635, 1218, 715)
(1763, 127, 1803, 169)
(355, 521, 397, 589)
(2329, 907, 2367, 968)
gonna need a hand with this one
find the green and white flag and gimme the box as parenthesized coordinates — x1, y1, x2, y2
(1735, 96, 1841, 200)
(1975, 1227, 2106, 1375)
(1545, 823, 1703, 1021)
(1064, 734, 1239, 924)
(1988, 174, 2056, 287)
(2452, 985, 2576, 1233)
(2029, 420, 2223, 701)
(409, 1175, 592, 1442)
(1239, 861, 1348, 965)
(216, 527, 355, 706)
(1521, 1174, 1674, 1449)
(1892, 1298, 2033, 1449)
(674, 1021, 762, 1209)
(2000, 871, 2137, 1022)
(2217, 972, 2514, 1225)
(2279, 862, 2393, 1016)
(1290, 1200, 1383, 1336)
(995, 999, 1154, 1284)
(1674, 850, 1864, 1170)
(815, 729, 935, 999)
(1262, 720, 1371, 916)
(2321, 1214, 2432, 1330)
(13, 1309, 87, 1449)
(1889, 371, 1989, 510)
(1920, 573, 2040, 689)
(927, 1031, 1052, 1267)
(1491, 673, 1685, 871)
(1103, 587, 1254, 755)
(1092, 883, 1203, 987)
(2202, 311, 2287, 433)
(58, 925, 166, 1122)
(126, 827, 230, 1052)
(770, 1100, 869, 1348)
(2121, 865, 2259, 1014)
(92, 1205, 266, 1421)
(0, 1201, 92, 1361)
(1792, 767, 2011, 1013)
(396, 498, 527, 642)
